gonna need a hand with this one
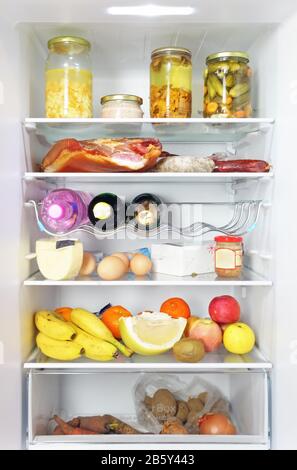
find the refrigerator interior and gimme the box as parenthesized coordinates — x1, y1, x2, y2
(1, 0, 297, 449)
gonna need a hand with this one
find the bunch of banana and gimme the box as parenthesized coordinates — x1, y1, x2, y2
(70, 308, 133, 358)
(36, 332, 83, 361)
(34, 309, 124, 362)
(70, 323, 118, 361)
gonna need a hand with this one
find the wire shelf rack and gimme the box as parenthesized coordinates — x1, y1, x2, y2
(26, 200, 263, 239)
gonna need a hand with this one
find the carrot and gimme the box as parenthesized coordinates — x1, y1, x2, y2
(55, 307, 72, 321)
(53, 415, 97, 435)
(67, 417, 80, 427)
(52, 425, 64, 435)
(79, 415, 111, 434)
(233, 110, 246, 118)
(206, 102, 218, 114)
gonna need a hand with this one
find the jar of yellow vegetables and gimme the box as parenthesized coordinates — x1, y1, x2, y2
(204, 52, 252, 118)
(150, 47, 192, 118)
(45, 36, 93, 118)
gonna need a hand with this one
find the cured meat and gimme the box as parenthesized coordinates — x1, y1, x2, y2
(213, 159, 270, 173)
(41, 138, 162, 173)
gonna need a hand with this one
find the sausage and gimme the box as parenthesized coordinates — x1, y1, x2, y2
(213, 159, 270, 173)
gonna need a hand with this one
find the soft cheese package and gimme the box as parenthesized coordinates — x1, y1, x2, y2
(151, 242, 214, 277)
(36, 238, 83, 280)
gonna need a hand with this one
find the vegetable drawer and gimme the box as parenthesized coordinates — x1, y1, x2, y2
(27, 370, 270, 450)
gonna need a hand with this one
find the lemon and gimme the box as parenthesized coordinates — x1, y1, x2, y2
(119, 311, 187, 355)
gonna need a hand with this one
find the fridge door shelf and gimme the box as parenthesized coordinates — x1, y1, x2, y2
(23, 268, 272, 286)
(24, 346, 272, 371)
(27, 370, 270, 450)
(23, 117, 274, 144)
(26, 199, 263, 239)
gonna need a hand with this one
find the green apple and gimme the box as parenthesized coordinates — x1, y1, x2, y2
(223, 322, 255, 354)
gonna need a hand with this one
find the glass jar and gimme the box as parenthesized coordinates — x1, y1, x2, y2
(150, 47, 192, 118)
(214, 236, 243, 278)
(203, 52, 252, 118)
(45, 36, 93, 118)
(100, 94, 143, 118)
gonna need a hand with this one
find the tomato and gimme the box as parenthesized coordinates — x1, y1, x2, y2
(101, 305, 132, 339)
(160, 298, 191, 319)
(55, 307, 72, 321)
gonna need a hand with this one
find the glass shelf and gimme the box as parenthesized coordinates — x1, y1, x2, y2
(24, 345, 272, 371)
(24, 117, 274, 144)
(24, 268, 272, 287)
(24, 171, 273, 184)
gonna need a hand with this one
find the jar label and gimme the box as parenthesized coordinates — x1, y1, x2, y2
(215, 248, 242, 269)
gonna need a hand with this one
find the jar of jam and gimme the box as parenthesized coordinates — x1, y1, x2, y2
(214, 236, 243, 278)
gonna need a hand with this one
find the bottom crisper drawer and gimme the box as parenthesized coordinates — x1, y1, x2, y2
(27, 370, 270, 450)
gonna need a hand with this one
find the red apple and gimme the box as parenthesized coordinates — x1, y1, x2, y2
(187, 318, 222, 352)
(208, 295, 240, 324)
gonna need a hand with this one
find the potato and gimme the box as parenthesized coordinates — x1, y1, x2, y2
(175, 400, 189, 423)
(152, 388, 177, 422)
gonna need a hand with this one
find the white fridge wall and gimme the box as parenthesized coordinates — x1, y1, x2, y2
(1, 0, 297, 449)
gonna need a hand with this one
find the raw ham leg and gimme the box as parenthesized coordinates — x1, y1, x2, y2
(41, 138, 162, 173)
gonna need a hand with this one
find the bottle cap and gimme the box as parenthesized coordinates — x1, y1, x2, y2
(48, 203, 64, 220)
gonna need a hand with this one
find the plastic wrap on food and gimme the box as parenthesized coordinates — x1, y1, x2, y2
(153, 156, 215, 173)
(134, 373, 230, 434)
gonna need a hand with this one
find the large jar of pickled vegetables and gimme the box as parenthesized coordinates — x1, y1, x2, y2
(150, 47, 192, 118)
(204, 52, 252, 118)
(45, 36, 93, 118)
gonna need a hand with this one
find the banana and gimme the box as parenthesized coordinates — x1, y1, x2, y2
(36, 332, 83, 361)
(70, 323, 118, 362)
(71, 308, 133, 358)
(35, 310, 76, 340)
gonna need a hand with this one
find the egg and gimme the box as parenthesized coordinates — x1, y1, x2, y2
(130, 253, 152, 276)
(79, 252, 97, 276)
(111, 252, 130, 272)
(97, 256, 126, 280)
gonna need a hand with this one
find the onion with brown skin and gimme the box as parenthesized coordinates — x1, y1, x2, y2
(198, 413, 237, 435)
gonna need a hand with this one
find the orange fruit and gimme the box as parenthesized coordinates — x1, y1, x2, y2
(101, 305, 132, 339)
(55, 307, 73, 322)
(160, 298, 191, 319)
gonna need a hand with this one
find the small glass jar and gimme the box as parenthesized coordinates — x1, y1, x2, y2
(45, 36, 93, 118)
(203, 51, 252, 118)
(100, 94, 143, 118)
(150, 47, 192, 118)
(214, 236, 243, 278)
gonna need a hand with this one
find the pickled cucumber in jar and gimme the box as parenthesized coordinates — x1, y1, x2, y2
(150, 47, 192, 118)
(203, 51, 252, 118)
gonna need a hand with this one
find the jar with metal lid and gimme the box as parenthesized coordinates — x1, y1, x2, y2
(150, 47, 192, 118)
(100, 94, 143, 118)
(204, 52, 252, 118)
(45, 36, 93, 118)
(214, 236, 243, 278)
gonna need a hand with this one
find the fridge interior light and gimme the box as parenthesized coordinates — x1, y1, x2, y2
(107, 4, 195, 16)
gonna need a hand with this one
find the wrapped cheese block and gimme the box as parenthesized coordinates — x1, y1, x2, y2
(151, 243, 214, 277)
(36, 238, 83, 280)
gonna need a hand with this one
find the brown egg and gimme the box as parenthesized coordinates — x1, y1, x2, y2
(130, 253, 152, 276)
(79, 252, 97, 276)
(111, 252, 130, 272)
(97, 256, 126, 280)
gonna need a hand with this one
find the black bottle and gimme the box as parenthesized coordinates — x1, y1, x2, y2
(129, 193, 162, 230)
(88, 193, 126, 231)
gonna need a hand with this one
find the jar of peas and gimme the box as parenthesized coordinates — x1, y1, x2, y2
(203, 52, 252, 118)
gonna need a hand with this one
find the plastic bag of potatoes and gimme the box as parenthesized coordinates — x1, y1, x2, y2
(134, 374, 230, 434)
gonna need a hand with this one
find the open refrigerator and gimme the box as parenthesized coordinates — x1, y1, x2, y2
(0, 0, 297, 450)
